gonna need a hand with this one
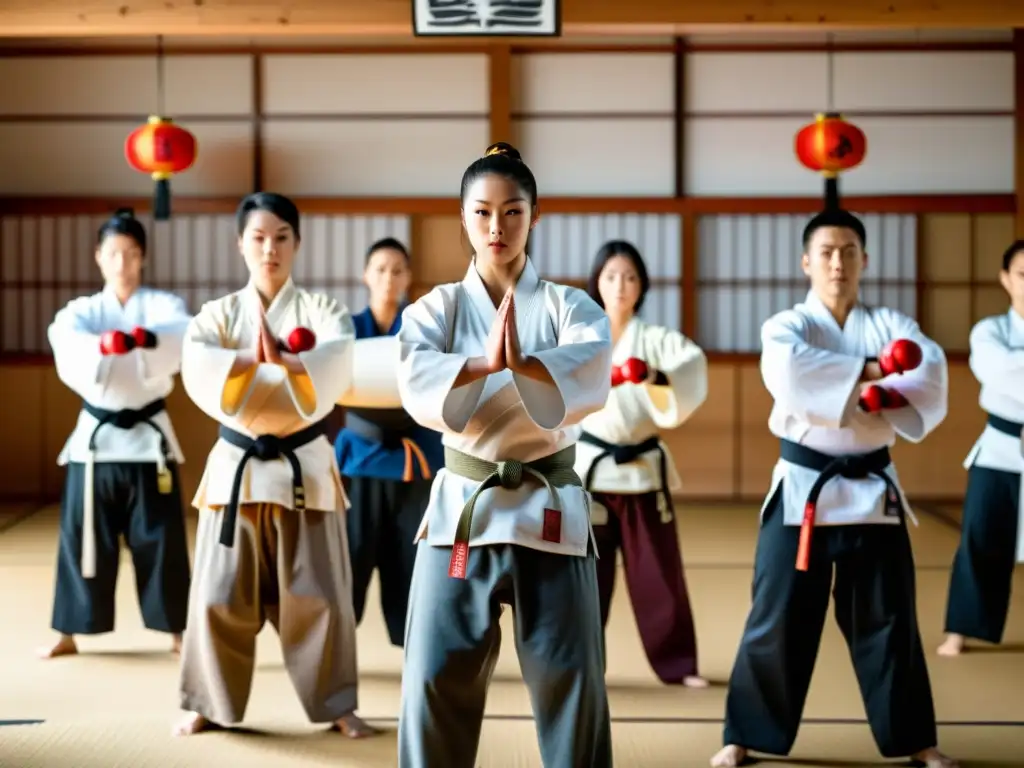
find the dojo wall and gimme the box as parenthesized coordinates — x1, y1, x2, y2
(0, 30, 1017, 504)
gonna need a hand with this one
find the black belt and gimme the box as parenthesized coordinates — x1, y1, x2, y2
(987, 413, 1024, 438)
(779, 439, 903, 571)
(82, 398, 170, 456)
(217, 420, 326, 547)
(579, 431, 673, 517)
(345, 410, 414, 450)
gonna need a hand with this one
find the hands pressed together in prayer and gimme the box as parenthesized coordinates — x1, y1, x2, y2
(455, 286, 555, 386)
(231, 306, 315, 376)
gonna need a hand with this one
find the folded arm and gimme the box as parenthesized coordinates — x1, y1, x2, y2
(180, 301, 274, 431)
(398, 286, 486, 434)
(337, 336, 404, 409)
(968, 317, 1024, 406)
(760, 311, 864, 429)
(135, 293, 192, 384)
(640, 328, 708, 429)
(513, 287, 613, 431)
(47, 298, 114, 399)
(280, 295, 356, 422)
(877, 313, 948, 442)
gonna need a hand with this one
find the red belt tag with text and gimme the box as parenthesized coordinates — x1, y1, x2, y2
(448, 541, 469, 579)
(542, 508, 562, 543)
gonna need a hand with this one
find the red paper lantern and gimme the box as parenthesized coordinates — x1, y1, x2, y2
(125, 116, 198, 221)
(795, 113, 866, 178)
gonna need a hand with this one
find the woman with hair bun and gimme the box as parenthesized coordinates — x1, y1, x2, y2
(395, 143, 614, 767)
(40, 207, 193, 660)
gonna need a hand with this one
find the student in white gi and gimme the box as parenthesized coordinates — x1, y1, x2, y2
(396, 142, 614, 768)
(40, 207, 192, 660)
(576, 239, 709, 688)
(939, 239, 1024, 656)
(711, 207, 958, 768)
(173, 192, 374, 740)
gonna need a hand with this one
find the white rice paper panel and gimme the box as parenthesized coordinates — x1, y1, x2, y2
(641, 286, 683, 330)
(515, 117, 675, 196)
(262, 54, 489, 115)
(697, 213, 915, 281)
(695, 212, 917, 352)
(530, 214, 682, 280)
(684, 53, 830, 113)
(832, 52, 1014, 112)
(262, 118, 489, 196)
(0, 213, 409, 353)
(0, 121, 255, 196)
(685, 115, 1013, 196)
(0, 55, 254, 116)
(512, 53, 675, 114)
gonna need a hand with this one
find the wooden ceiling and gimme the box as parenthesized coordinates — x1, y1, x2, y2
(2, 0, 1023, 37)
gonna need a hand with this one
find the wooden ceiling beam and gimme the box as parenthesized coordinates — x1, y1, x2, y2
(2, 0, 1023, 37)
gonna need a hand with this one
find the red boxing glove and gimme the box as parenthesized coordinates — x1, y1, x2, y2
(131, 326, 157, 349)
(859, 385, 909, 413)
(620, 357, 649, 384)
(878, 339, 923, 376)
(99, 330, 134, 356)
(286, 327, 316, 354)
(610, 364, 626, 387)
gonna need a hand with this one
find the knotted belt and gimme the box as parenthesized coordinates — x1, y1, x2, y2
(80, 398, 171, 579)
(344, 410, 432, 482)
(779, 439, 903, 572)
(442, 445, 582, 579)
(579, 431, 673, 521)
(216, 420, 326, 547)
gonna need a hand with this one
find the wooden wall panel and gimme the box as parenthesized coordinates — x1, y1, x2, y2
(2, 361, 978, 505)
(660, 364, 736, 497)
(414, 214, 467, 286)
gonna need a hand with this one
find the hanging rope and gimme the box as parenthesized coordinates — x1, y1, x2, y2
(156, 35, 166, 117)
(826, 32, 835, 114)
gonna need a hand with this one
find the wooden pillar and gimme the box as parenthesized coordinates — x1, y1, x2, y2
(488, 44, 512, 145)
(1015, 29, 1024, 236)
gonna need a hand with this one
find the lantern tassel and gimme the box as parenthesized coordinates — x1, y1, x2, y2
(823, 176, 841, 212)
(153, 178, 172, 221)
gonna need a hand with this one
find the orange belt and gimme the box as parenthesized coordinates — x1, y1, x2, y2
(401, 438, 432, 482)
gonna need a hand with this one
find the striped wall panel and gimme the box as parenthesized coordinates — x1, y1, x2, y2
(0, 213, 410, 353)
(530, 213, 683, 331)
(695, 213, 917, 352)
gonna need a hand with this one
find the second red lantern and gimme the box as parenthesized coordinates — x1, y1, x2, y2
(794, 112, 866, 178)
(125, 116, 198, 221)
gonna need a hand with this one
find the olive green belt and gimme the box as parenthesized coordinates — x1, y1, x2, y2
(442, 445, 582, 578)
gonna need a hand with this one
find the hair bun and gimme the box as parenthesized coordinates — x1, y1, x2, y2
(484, 142, 522, 162)
(113, 207, 136, 220)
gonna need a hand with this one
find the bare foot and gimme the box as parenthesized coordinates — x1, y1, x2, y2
(684, 674, 710, 688)
(710, 744, 747, 767)
(936, 633, 965, 657)
(171, 633, 182, 655)
(172, 712, 217, 736)
(37, 634, 77, 659)
(332, 712, 378, 739)
(912, 746, 959, 768)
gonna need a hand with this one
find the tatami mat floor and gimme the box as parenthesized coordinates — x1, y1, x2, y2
(0, 502, 1022, 767)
